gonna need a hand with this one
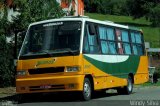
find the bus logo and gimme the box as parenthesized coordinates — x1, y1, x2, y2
(35, 58, 56, 68)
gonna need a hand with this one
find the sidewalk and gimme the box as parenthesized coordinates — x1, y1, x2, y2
(0, 87, 16, 99)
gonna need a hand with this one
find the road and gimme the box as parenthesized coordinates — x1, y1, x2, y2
(0, 87, 160, 106)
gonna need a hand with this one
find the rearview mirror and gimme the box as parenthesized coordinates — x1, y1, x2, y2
(88, 23, 96, 35)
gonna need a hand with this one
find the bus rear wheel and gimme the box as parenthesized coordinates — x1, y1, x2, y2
(81, 78, 92, 101)
(117, 76, 133, 95)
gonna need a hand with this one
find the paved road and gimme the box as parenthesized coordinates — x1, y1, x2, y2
(0, 87, 160, 106)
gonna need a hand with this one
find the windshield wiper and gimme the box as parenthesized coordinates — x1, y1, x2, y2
(39, 50, 54, 57)
(39, 48, 79, 56)
(62, 48, 77, 56)
(53, 48, 79, 56)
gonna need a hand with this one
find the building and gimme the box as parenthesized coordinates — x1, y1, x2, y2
(57, 0, 84, 16)
(0, 0, 20, 22)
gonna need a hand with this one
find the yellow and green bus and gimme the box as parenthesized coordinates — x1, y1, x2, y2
(16, 16, 149, 101)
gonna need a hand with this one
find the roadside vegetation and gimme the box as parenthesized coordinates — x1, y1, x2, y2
(141, 81, 160, 86)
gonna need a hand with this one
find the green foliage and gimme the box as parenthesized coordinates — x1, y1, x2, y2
(149, 4, 160, 27)
(155, 67, 160, 79)
(0, 35, 14, 87)
(84, 0, 128, 16)
(85, 0, 160, 26)
(126, 0, 160, 26)
(12, 0, 64, 31)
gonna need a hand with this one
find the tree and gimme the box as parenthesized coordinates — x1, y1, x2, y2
(0, 0, 64, 87)
(0, 0, 15, 87)
(84, 0, 128, 15)
(126, 0, 160, 26)
(11, 0, 64, 32)
(149, 4, 160, 26)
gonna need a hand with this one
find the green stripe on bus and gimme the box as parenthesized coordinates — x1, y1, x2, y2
(84, 55, 140, 78)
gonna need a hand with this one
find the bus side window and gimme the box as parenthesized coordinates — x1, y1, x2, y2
(131, 32, 144, 55)
(133, 45, 138, 55)
(83, 31, 90, 53)
(98, 26, 109, 54)
(83, 24, 99, 54)
(107, 28, 117, 54)
(98, 26, 117, 54)
(121, 30, 132, 55)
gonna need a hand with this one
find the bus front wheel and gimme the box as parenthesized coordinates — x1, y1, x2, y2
(117, 76, 133, 95)
(81, 78, 92, 101)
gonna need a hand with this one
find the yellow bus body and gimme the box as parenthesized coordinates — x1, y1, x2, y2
(16, 54, 148, 93)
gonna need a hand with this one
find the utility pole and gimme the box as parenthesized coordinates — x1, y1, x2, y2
(159, 28, 160, 47)
(14, 30, 18, 75)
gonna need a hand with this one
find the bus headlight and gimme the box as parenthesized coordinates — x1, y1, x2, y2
(66, 66, 80, 72)
(17, 71, 27, 76)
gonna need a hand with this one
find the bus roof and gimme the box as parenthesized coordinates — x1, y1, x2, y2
(29, 16, 141, 32)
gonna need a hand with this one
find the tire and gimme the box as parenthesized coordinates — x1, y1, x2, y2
(117, 76, 133, 95)
(81, 78, 92, 101)
(15, 94, 24, 103)
(16, 94, 31, 103)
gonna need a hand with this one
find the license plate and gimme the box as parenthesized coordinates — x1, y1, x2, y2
(40, 85, 51, 89)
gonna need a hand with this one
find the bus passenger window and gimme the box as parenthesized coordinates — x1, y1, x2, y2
(83, 34, 89, 53)
(131, 31, 144, 55)
(83, 24, 99, 54)
(101, 41, 109, 54)
(108, 42, 117, 54)
(98, 26, 117, 54)
(123, 43, 132, 54)
(122, 30, 129, 42)
(122, 30, 131, 55)
(137, 45, 143, 55)
(131, 32, 136, 43)
(131, 32, 142, 44)
(98, 26, 109, 54)
(135, 33, 142, 44)
(133, 45, 138, 55)
(107, 28, 115, 40)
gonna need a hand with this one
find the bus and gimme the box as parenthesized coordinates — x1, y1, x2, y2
(16, 16, 149, 101)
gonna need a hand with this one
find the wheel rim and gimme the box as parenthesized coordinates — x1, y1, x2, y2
(84, 82, 91, 98)
(128, 78, 132, 92)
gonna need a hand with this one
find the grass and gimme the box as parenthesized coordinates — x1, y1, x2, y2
(0, 87, 15, 98)
(140, 81, 160, 87)
(85, 13, 160, 48)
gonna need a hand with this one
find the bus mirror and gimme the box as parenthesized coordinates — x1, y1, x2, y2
(88, 23, 96, 35)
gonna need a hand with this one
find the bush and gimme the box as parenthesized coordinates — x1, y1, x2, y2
(152, 67, 160, 83)
(155, 67, 160, 79)
(0, 35, 15, 87)
(149, 4, 160, 27)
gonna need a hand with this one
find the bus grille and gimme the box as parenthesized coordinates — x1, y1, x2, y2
(29, 85, 65, 91)
(28, 67, 64, 75)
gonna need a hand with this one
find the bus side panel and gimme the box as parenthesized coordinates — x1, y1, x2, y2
(83, 54, 149, 90)
(83, 56, 127, 90)
(134, 56, 149, 84)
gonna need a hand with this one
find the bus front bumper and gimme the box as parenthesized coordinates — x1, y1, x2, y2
(16, 75, 84, 94)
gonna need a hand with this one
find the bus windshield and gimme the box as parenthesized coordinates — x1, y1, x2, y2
(19, 21, 82, 59)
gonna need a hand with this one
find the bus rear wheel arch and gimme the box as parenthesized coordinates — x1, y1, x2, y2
(117, 74, 134, 95)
